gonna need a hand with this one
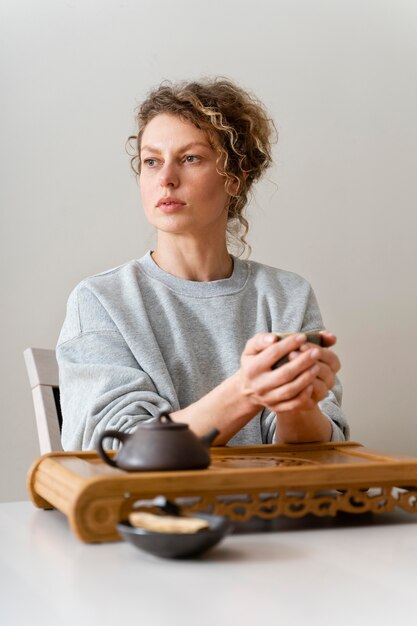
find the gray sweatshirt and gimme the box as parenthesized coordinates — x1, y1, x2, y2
(57, 252, 349, 450)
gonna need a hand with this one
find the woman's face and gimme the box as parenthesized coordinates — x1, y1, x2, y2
(139, 113, 230, 239)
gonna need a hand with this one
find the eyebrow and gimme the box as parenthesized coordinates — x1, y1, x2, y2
(140, 141, 213, 154)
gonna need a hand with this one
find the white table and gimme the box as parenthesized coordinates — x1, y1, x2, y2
(1, 501, 416, 626)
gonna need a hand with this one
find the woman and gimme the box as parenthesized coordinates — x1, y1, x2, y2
(57, 78, 349, 450)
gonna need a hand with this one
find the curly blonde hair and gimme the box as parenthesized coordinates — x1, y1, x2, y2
(128, 77, 277, 256)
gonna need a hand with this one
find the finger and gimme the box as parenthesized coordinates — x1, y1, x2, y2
(319, 331, 337, 347)
(311, 378, 329, 402)
(319, 350, 340, 374)
(285, 357, 336, 389)
(244, 333, 307, 374)
(299, 331, 337, 350)
(262, 362, 320, 404)
(314, 362, 336, 389)
(298, 344, 340, 373)
(271, 348, 320, 386)
(242, 332, 278, 357)
(245, 348, 318, 394)
(270, 385, 316, 413)
(242, 350, 319, 406)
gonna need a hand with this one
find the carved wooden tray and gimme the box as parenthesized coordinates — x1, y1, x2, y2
(27, 441, 417, 542)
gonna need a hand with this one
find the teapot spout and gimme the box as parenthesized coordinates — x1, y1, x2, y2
(200, 427, 219, 448)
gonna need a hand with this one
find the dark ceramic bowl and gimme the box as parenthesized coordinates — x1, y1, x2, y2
(117, 512, 233, 559)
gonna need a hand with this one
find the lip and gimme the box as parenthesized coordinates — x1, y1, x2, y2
(156, 196, 186, 209)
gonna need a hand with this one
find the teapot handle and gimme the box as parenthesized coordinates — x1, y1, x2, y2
(96, 430, 128, 467)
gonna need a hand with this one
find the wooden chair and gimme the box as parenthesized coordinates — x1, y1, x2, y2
(24, 347, 63, 453)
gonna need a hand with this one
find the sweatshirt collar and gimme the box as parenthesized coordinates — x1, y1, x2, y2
(137, 250, 249, 297)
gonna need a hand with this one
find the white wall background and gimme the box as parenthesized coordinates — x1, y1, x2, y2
(1, 0, 416, 501)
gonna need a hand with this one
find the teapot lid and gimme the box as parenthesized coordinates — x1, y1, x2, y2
(139, 414, 188, 430)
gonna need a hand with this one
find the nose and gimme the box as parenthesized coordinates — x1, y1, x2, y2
(159, 160, 179, 188)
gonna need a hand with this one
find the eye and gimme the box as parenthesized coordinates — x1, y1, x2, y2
(143, 158, 158, 167)
(184, 155, 200, 163)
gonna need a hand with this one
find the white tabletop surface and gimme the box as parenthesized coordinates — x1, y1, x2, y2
(1, 500, 416, 626)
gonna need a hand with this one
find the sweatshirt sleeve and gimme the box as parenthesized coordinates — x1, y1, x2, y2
(56, 284, 173, 451)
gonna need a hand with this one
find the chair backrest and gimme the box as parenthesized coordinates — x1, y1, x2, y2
(23, 347, 63, 453)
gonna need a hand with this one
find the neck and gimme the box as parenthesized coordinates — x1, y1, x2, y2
(152, 235, 233, 282)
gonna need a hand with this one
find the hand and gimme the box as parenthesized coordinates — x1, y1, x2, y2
(238, 332, 322, 414)
(287, 331, 341, 405)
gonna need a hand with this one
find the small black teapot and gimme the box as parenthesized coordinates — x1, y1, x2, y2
(96, 414, 219, 471)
